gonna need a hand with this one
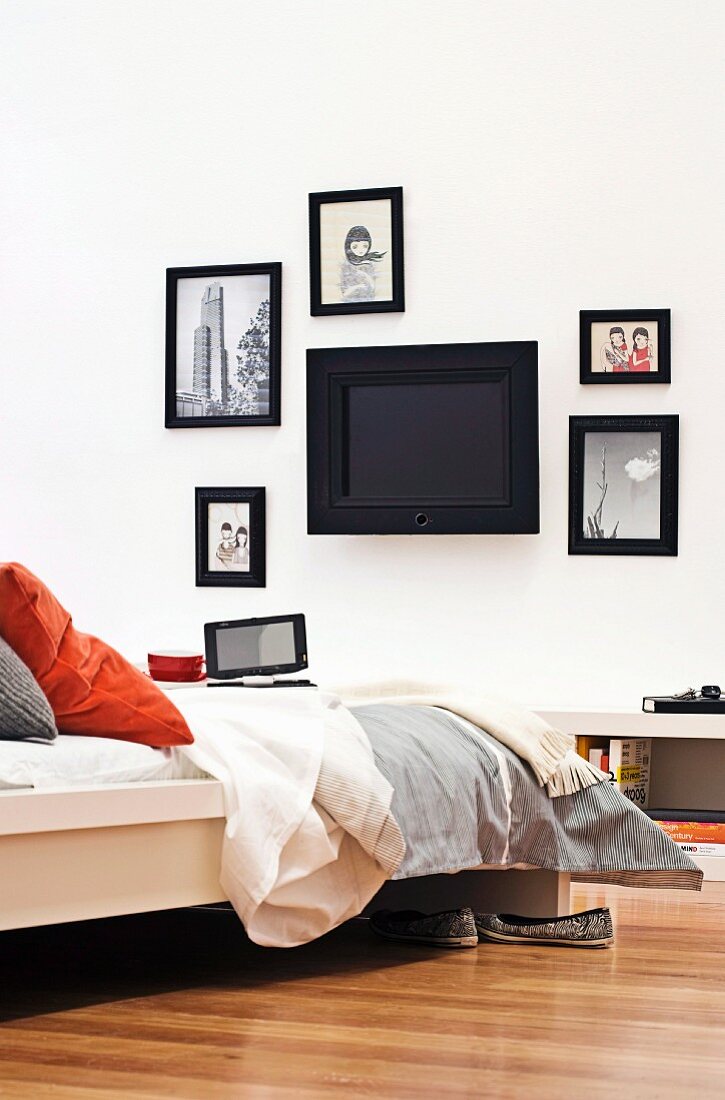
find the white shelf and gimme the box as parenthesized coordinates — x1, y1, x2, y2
(531, 705, 725, 741)
(690, 855, 725, 882)
(529, 705, 725, 883)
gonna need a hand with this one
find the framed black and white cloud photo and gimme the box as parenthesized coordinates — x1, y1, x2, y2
(569, 416, 678, 556)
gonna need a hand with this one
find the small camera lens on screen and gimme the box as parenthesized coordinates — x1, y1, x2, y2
(216, 622, 296, 672)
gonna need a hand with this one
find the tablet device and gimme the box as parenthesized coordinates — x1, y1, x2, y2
(204, 614, 308, 680)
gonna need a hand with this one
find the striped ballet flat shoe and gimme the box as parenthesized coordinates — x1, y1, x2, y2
(474, 907, 614, 948)
(369, 907, 479, 948)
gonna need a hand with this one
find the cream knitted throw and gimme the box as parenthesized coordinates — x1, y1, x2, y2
(329, 680, 606, 798)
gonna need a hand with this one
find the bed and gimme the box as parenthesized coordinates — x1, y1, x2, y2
(0, 561, 699, 943)
(0, 778, 573, 933)
(0, 694, 701, 940)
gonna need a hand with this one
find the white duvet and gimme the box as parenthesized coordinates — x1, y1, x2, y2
(171, 686, 405, 948)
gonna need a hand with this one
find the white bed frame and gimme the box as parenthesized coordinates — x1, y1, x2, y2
(0, 778, 569, 932)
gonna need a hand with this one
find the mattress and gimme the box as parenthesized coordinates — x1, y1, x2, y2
(0, 735, 209, 790)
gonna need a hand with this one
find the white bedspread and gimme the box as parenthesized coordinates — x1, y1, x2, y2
(171, 686, 404, 948)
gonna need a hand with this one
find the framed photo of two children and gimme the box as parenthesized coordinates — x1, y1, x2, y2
(309, 187, 405, 316)
(580, 309, 671, 384)
(195, 487, 266, 587)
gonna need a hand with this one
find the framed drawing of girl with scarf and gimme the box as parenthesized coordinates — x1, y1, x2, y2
(580, 309, 671, 384)
(309, 187, 405, 315)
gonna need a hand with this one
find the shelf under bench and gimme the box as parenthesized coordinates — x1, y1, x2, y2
(533, 705, 725, 881)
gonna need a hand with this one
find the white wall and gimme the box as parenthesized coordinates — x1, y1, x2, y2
(2, 0, 723, 705)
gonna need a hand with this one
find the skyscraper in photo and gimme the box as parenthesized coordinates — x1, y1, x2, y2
(192, 282, 228, 403)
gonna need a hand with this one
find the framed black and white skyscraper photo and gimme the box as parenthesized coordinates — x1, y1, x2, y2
(165, 263, 281, 428)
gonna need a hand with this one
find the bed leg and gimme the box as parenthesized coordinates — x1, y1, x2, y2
(363, 870, 572, 919)
(554, 872, 572, 916)
(471, 869, 571, 917)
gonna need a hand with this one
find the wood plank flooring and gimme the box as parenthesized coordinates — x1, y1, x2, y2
(1, 881, 724, 1099)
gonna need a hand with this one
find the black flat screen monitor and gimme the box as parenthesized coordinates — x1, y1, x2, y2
(306, 342, 539, 534)
(204, 615, 308, 679)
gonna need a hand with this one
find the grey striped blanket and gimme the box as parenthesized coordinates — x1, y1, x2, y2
(352, 704, 702, 890)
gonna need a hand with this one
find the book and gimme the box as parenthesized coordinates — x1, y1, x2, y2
(643, 696, 725, 713)
(650, 818, 725, 857)
(575, 735, 608, 762)
(608, 738, 651, 808)
(645, 809, 725, 824)
(588, 748, 603, 769)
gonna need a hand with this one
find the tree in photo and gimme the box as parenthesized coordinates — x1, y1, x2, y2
(230, 300, 271, 415)
(586, 443, 620, 539)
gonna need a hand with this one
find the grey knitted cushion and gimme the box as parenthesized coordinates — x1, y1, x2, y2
(0, 635, 58, 742)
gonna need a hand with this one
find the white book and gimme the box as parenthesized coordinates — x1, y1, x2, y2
(608, 738, 651, 809)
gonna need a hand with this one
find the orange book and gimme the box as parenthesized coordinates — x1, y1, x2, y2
(653, 820, 725, 856)
(575, 736, 608, 762)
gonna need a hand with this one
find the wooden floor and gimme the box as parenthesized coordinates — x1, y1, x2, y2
(1, 882, 724, 1099)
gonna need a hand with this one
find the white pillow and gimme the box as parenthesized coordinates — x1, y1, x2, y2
(0, 735, 208, 790)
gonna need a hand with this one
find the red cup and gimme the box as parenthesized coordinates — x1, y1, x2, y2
(148, 650, 206, 682)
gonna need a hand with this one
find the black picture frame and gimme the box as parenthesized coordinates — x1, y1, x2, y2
(308, 187, 405, 316)
(307, 341, 539, 535)
(165, 263, 281, 428)
(580, 309, 671, 384)
(195, 487, 266, 587)
(569, 415, 678, 556)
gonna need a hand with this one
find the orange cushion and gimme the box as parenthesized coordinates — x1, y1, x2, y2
(0, 563, 193, 746)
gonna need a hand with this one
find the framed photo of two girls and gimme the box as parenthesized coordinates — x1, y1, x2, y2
(580, 309, 671, 384)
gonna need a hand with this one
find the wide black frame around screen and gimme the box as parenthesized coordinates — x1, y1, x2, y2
(306, 342, 539, 534)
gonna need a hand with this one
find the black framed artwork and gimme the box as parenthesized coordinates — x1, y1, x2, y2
(580, 309, 671, 384)
(307, 341, 539, 534)
(195, 487, 266, 587)
(569, 416, 678, 556)
(308, 187, 404, 316)
(165, 263, 281, 428)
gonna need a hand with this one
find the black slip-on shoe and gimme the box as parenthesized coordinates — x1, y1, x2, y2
(475, 907, 614, 948)
(369, 907, 479, 948)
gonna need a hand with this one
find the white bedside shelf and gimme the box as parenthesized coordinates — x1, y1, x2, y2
(688, 856, 725, 882)
(532, 705, 725, 741)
